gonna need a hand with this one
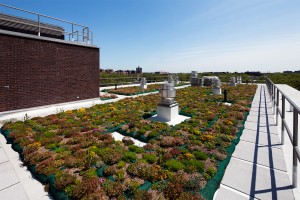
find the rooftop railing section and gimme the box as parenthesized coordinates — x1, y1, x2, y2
(0, 3, 93, 45)
(266, 77, 300, 188)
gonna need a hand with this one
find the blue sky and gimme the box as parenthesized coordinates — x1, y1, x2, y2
(1, 0, 300, 72)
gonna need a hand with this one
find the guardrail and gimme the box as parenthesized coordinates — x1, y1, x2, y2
(99, 75, 263, 87)
(266, 77, 299, 188)
(100, 75, 185, 87)
(0, 3, 93, 44)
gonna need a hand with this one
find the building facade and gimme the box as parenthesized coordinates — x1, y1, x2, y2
(0, 13, 99, 112)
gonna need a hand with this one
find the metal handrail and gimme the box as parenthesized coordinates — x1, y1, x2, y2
(0, 18, 65, 34)
(99, 74, 189, 87)
(265, 76, 299, 188)
(100, 75, 170, 80)
(100, 75, 171, 87)
(0, 3, 93, 44)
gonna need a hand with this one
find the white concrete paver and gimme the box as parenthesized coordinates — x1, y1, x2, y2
(0, 183, 29, 200)
(20, 178, 51, 200)
(215, 184, 259, 200)
(246, 115, 276, 125)
(233, 141, 287, 171)
(149, 114, 190, 126)
(240, 129, 281, 149)
(244, 121, 278, 134)
(111, 131, 147, 147)
(0, 162, 20, 191)
(0, 147, 9, 164)
(220, 157, 294, 200)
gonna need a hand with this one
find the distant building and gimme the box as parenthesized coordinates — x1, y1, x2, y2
(136, 66, 142, 74)
(284, 71, 293, 74)
(245, 71, 262, 76)
(105, 69, 114, 73)
(100, 69, 114, 73)
(116, 70, 127, 74)
(155, 71, 169, 74)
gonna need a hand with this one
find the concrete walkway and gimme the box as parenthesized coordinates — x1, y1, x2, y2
(214, 84, 295, 200)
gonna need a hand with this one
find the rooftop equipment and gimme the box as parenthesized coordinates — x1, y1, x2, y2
(230, 77, 236, 86)
(140, 77, 147, 89)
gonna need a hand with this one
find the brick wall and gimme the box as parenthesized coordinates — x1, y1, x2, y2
(0, 33, 100, 112)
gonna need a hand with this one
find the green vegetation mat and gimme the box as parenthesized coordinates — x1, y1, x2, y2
(1, 84, 256, 200)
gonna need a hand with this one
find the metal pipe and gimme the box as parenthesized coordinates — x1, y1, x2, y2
(265, 77, 300, 112)
(1, 3, 95, 46)
(0, 3, 86, 27)
(293, 110, 298, 188)
(76, 31, 79, 42)
(87, 27, 89, 43)
(284, 119, 293, 143)
(282, 96, 285, 145)
(290, 104, 294, 112)
(265, 76, 300, 187)
(273, 86, 276, 114)
(71, 23, 74, 41)
(1, 18, 63, 33)
(296, 148, 300, 161)
(38, 14, 40, 36)
(276, 88, 279, 125)
(278, 109, 282, 117)
(83, 27, 89, 43)
(271, 83, 273, 98)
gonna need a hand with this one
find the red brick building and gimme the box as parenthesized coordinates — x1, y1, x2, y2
(0, 14, 100, 112)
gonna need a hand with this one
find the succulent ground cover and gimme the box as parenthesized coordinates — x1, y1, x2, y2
(1, 84, 256, 200)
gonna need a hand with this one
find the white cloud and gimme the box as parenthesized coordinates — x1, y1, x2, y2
(158, 35, 300, 72)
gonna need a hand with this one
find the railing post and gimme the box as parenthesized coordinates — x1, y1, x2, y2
(281, 96, 285, 145)
(276, 89, 279, 125)
(38, 14, 40, 36)
(72, 23, 74, 41)
(87, 27, 90, 43)
(271, 84, 274, 102)
(293, 109, 298, 188)
(273, 85, 276, 114)
(272, 82, 273, 94)
(290, 103, 294, 112)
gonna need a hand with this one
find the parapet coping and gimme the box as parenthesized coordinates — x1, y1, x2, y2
(0, 97, 102, 123)
(0, 29, 98, 49)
